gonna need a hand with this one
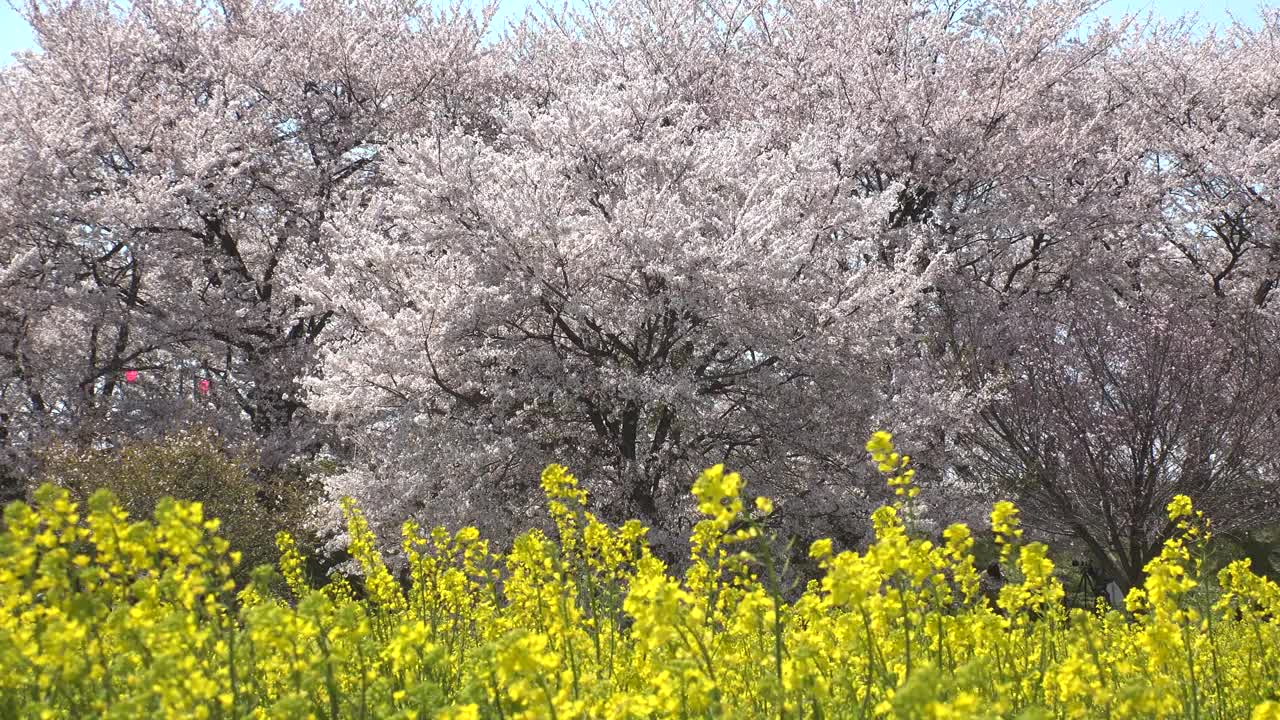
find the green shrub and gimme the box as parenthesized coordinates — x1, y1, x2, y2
(35, 429, 322, 581)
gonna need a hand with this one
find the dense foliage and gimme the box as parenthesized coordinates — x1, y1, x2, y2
(4, 0, 1279, 576)
(36, 430, 323, 579)
(3, 433, 1280, 718)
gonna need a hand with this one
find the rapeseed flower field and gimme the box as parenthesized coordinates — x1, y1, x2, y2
(2, 433, 1279, 719)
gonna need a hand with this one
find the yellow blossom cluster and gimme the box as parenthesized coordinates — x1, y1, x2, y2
(2, 433, 1279, 718)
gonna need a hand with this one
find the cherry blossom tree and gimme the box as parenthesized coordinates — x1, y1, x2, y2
(307, 55, 916, 550)
(1121, 12, 1280, 311)
(942, 12, 1280, 586)
(951, 294, 1280, 589)
(0, 0, 493, 490)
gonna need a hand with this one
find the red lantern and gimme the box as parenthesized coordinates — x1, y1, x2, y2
(124, 370, 138, 383)
(198, 378, 211, 395)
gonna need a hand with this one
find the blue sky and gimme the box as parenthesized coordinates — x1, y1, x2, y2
(0, 0, 1271, 65)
